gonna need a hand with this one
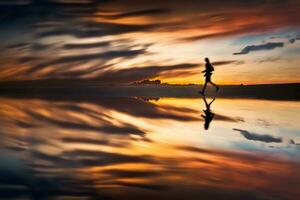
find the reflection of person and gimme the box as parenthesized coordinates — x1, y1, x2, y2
(201, 97, 215, 130)
(199, 57, 219, 95)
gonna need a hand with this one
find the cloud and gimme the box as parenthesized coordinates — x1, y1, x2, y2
(97, 8, 172, 19)
(61, 135, 133, 147)
(180, 30, 247, 41)
(63, 41, 111, 49)
(179, 23, 269, 42)
(22, 61, 198, 81)
(233, 42, 284, 55)
(289, 37, 300, 44)
(2, 0, 300, 83)
(91, 97, 200, 121)
(31, 148, 156, 167)
(289, 139, 300, 146)
(37, 22, 160, 39)
(212, 60, 242, 66)
(6, 42, 29, 49)
(103, 169, 161, 178)
(93, 63, 199, 83)
(25, 48, 146, 75)
(0, 0, 30, 5)
(113, 181, 170, 191)
(233, 128, 282, 143)
(25, 109, 146, 136)
(62, 149, 155, 166)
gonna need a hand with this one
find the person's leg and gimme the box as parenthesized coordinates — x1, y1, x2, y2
(209, 81, 219, 91)
(200, 81, 207, 94)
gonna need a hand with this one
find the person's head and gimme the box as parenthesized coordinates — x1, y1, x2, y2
(205, 57, 210, 63)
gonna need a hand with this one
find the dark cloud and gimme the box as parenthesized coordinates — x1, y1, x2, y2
(37, 22, 160, 39)
(289, 37, 300, 44)
(62, 149, 155, 166)
(6, 42, 29, 49)
(100, 124, 145, 135)
(31, 148, 156, 167)
(289, 139, 300, 146)
(233, 128, 282, 143)
(113, 181, 170, 191)
(61, 137, 126, 147)
(63, 41, 111, 49)
(15, 120, 38, 128)
(31, 150, 66, 163)
(233, 42, 284, 55)
(103, 169, 161, 178)
(0, 0, 30, 5)
(176, 145, 215, 155)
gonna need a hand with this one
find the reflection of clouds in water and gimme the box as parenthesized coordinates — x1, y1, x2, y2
(233, 128, 282, 143)
(233, 128, 300, 150)
(0, 97, 300, 199)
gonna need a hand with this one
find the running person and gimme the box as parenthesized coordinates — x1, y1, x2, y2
(199, 57, 219, 95)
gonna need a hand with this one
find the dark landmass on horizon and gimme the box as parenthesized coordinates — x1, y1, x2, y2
(0, 82, 299, 101)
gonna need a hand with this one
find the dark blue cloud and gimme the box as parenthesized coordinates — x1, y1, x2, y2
(233, 42, 284, 55)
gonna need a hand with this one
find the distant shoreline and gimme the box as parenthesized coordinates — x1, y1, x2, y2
(0, 80, 299, 87)
(0, 83, 299, 101)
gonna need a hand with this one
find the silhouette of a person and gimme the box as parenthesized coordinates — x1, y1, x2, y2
(201, 97, 215, 130)
(199, 57, 219, 95)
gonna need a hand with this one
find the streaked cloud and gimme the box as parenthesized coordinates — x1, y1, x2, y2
(1, 0, 300, 84)
(97, 8, 172, 19)
(36, 22, 161, 39)
(25, 48, 147, 75)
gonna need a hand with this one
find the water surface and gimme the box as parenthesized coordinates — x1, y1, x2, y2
(0, 97, 299, 200)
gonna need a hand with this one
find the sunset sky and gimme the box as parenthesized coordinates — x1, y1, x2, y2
(1, 0, 300, 85)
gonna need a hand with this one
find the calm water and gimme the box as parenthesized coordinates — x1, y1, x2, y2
(0, 97, 299, 200)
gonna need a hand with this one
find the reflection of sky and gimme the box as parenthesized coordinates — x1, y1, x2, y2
(150, 98, 300, 158)
(1, 0, 300, 84)
(0, 97, 299, 199)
